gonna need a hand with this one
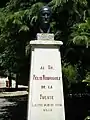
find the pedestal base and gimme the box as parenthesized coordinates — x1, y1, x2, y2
(28, 40, 65, 120)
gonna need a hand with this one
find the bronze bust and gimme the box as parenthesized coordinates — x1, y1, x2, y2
(39, 6, 52, 33)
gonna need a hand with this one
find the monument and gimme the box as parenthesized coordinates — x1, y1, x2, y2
(27, 6, 65, 120)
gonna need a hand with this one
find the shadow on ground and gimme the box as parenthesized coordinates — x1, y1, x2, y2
(0, 95, 28, 120)
(0, 94, 90, 120)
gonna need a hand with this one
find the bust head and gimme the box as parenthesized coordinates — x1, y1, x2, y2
(39, 6, 52, 24)
(39, 6, 52, 33)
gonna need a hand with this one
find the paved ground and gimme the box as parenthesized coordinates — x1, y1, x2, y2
(0, 95, 28, 120)
(0, 98, 16, 117)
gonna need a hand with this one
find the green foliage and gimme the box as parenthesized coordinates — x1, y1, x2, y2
(0, 0, 89, 87)
(82, 72, 90, 86)
(0, 0, 45, 78)
(69, 18, 90, 48)
(62, 63, 78, 88)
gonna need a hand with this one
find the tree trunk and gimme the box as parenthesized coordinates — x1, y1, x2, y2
(16, 73, 19, 89)
(8, 73, 12, 88)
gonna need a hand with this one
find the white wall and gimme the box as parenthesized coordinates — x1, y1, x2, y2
(0, 77, 16, 88)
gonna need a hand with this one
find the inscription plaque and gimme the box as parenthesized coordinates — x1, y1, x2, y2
(37, 33, 54, 40)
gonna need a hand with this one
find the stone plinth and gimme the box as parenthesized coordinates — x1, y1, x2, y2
(37, 33, 54, 40)
(27, 39, 65, 120)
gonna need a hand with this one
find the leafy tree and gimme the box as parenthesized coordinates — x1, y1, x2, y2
(69, 18, 90, 48)
(62, 63, 78, 88)
(0, 0, 89, 89)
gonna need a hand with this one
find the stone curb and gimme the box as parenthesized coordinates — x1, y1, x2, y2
(0, 91, 28, 98)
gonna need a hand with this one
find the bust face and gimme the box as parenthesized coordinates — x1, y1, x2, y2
(39, 6, 52, 24)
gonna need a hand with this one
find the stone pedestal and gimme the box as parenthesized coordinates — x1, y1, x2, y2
(27, 37, 65, 120)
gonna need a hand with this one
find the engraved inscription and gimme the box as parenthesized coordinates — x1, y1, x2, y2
(40, 94, 54, 100)
(33, 75, 60, 80)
